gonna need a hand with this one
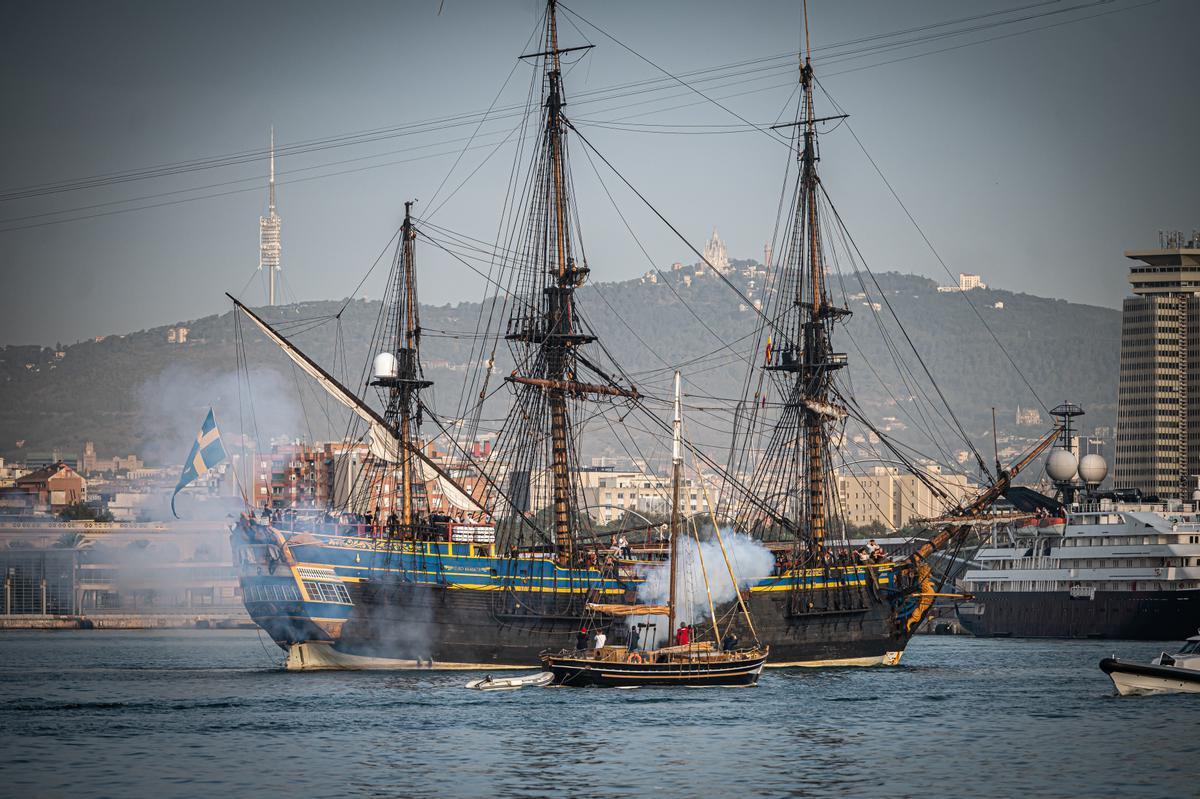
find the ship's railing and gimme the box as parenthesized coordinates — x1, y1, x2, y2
(1071, 500, 1200, 516)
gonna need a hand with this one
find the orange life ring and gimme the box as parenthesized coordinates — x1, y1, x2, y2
(628, 652, 643, 664)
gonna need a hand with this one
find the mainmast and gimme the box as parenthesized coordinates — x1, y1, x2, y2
(372, 201, 433, 530)
(667, 371, 683, 636)
(500, 0, 632, 564)
(758, 7, 848, 552)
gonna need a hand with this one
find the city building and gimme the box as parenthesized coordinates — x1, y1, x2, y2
(937, 272, 987, 292)
(578, 467, 717, 524)
(0, 521, 246, 621)
(11, 462, 86, 513)
(22, 451, 78, 471)
(252, 442, 335, 510)
(81, 441, 98, 474)
(0, 457, 30, 488)
(251, 438, 491, 515)
(109, 454, 143, 473)
(701, 228, 731, 273)
(167, 326, 189, 344)
(1015, 406, 1042, 426)
(837, 465, 973, 531)
(1114, 230, 1200, 499)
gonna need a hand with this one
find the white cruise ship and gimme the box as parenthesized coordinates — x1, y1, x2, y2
(957, 414, 1200, 639)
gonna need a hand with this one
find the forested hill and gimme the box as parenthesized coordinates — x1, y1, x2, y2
(0, 267, 1119, 465)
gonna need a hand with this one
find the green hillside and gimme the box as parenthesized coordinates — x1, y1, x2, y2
(0, 268, 1119, 466)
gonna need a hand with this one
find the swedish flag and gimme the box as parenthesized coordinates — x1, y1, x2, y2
(172, 408, 228, 518)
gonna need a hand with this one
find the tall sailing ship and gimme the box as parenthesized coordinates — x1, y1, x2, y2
(227, 0, 1062, 669)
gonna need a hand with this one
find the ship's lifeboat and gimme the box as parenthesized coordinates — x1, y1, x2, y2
(1038, 516, 1066, 534)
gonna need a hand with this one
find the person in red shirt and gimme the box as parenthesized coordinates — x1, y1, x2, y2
(675, 623, 690, 646)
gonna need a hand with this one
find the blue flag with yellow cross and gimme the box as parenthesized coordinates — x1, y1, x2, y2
(172, 408, 228, 518)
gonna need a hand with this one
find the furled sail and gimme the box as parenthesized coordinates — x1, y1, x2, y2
(585, 603, 669, 617)
(415, 457, 481, 513)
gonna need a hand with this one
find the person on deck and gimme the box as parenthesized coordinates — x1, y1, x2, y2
(628, 625, 641, 651)
(722, 632, 739, 651)
(866, 539, 884, 561)
(593, 631, 607, 651)
(576, 627, 588, 651)
(675, 623, 690, 647)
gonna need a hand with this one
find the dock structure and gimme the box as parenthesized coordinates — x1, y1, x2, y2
(0, 520, 249, 626)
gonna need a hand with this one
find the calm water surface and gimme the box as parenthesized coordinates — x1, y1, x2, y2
(0, 630, 1195, 798)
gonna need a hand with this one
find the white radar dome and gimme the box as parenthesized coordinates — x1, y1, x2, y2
(372, 352, 398, 380)
(1045, 449, 1079, 483)
(1078, 453, 1108, 486)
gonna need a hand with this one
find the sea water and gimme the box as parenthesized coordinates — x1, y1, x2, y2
(0, 630, 1194, 798)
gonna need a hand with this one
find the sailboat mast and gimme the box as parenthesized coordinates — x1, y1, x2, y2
(667, 371, 683, 637)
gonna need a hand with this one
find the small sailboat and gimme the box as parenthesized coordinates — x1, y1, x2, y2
(541, 373, 769, 687)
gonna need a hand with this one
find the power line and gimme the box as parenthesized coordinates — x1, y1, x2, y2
(3, 0, 1137, 203)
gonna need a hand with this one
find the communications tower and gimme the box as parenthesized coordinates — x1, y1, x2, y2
(258, 128, 282, 306)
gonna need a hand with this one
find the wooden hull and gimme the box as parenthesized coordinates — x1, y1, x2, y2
(542, 652, 766, 687)
(232, 516, 920, 669)
(331, 577, 913, 668)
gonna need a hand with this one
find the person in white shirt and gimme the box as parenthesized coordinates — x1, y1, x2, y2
(593, 631, 607, 650)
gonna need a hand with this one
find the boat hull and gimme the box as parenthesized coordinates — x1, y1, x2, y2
(542, 653, 766, 687)
(230, 516, 918, 669)
(740, 588, 909, 667)
(956, 589, 1200, 640)
(1099, 657, 1200, 695)
(329, 576, 913, 668)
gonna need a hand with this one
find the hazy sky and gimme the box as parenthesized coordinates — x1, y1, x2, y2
(1, 0, 1196, 346)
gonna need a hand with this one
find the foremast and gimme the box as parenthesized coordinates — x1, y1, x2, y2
(226, 292, 487, 517)
(371, 201, 433, 530)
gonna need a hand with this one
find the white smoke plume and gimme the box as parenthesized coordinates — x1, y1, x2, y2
(136, 364, 308, 468)
(632, 530, 775, 646)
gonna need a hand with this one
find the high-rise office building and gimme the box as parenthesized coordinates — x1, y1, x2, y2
(1114, 230, 1200, 499)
